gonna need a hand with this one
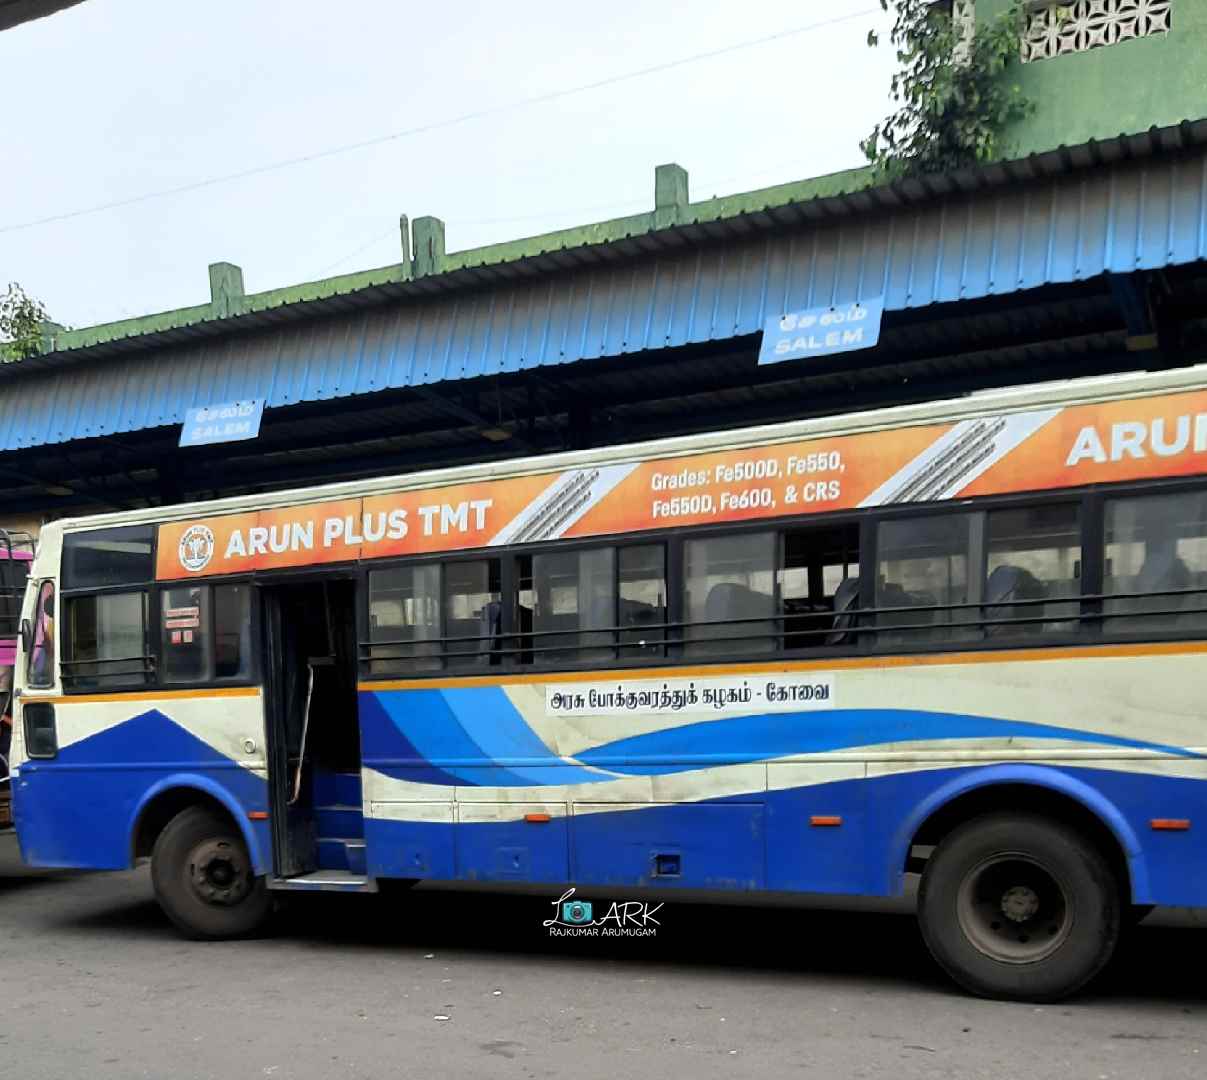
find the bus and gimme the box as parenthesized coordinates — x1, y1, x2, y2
(9, 364, 1207, 1001)
(0, 529, 34, 830)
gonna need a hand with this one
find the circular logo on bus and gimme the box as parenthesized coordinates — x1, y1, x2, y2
(178, 524, 215, 573)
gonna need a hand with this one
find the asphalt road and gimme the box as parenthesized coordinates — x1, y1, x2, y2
(1, 837, 1204, 1080)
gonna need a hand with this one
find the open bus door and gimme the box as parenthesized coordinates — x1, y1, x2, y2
(0, 530, 35, 831)
(258, 576, 366, 887)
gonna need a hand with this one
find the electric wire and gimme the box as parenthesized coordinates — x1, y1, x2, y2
(0, 7, 879, 236)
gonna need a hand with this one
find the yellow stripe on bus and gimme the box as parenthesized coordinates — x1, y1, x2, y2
(357, 640, 1207, 692)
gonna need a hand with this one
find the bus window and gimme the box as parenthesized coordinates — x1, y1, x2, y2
(1104, 490, 1207, 634)
(443, 560, 502, 669)
(876, 514, 970, 646)
(62, 526, 153, 589)
(161, 585, 212, 683)
(780, 524, 860, 650)
(213, 585, 252, 679)
(64, 590, 148, 690)
(0, 553, 29, 637)
(368, 564, 441, 673)
(618, 545, 667, 659)
(159, 583, 251, 683)
(984, 504, 1082, 638)
(518, 548, 615, 665)
(27, 580, 55, 688)
(684, 532, 776, 657)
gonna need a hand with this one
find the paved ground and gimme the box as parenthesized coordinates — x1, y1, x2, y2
(1, 837, 1204, 1080)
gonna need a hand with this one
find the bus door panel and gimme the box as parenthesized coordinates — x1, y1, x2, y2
(260, 578, 362, 877)
(259, 586, 317, 877)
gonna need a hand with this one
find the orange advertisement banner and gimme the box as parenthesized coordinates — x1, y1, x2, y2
(156, 385, 1207, 579)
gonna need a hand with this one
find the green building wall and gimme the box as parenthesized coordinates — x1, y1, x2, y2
(977, 0, 1207, 156)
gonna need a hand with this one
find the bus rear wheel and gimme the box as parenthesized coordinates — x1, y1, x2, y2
(917, 812, 1121, 1002)
(151, 806, 271, 940)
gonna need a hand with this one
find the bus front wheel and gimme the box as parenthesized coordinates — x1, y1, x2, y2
(151, 806, 272, 940)
(917, 812, 1121, 1002)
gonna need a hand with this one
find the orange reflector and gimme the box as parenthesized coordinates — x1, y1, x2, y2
(247, 811, 269, 821)
(1151, 818, 1191, 831)
(524, 813, 552, 823)
(810, 815, 843, 827)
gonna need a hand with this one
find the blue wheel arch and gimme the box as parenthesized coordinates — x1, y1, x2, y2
(127, 774, 268, 876)
(887, 764, 1149, 902)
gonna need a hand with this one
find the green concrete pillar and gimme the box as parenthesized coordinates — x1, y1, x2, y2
(208, 262, 245, 318)
(413, 216, 446, 278)
(654, 163, 690, 229)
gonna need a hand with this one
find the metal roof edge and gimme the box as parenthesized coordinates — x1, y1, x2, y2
(13, 120, 1207, 375)
(39, 359, 1207, 536)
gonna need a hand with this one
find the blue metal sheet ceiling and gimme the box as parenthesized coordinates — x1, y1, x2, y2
(3, 151, 1206, 452)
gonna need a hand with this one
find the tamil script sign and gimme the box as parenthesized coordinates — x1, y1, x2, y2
(179, 399, 265, 447)
(758, 297, 885, 365)
(544, 674, 836, 718)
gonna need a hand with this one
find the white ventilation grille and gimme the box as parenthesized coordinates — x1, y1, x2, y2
(1023, 0, 1172, 63)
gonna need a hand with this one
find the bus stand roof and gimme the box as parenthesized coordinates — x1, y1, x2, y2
(4, 122, 1207, 518)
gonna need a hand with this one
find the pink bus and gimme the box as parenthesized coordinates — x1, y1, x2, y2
(1, 530, 34, 830)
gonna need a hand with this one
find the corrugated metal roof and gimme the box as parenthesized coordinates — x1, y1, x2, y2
(2, 141, 1206, 452)
(12, 121, 1207, 368)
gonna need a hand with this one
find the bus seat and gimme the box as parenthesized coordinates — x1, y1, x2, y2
(874, 582, 937, 646)
(826, 576, 861, 645)
(695, 582, 775, 654)
(619, 597, 664, 655)
(1112, 547, 1193, 630)
(984, 564, 1045, 637)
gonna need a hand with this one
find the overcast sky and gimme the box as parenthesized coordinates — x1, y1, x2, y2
(1, 0, 894, 330)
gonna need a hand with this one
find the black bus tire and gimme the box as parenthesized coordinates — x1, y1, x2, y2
(151, 806, 272, 940)
(917, 812, 1121, 1002)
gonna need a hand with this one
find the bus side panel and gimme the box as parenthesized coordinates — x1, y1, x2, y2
(362, 805, 455, 880)
(456, 802, 569, 883)
(570, 801, 765, 889)
(358, 675, 1207, 904)
(764, 762, 871, 894)
(14, 700, 268, 871)
(1055, 765, 1207, 906)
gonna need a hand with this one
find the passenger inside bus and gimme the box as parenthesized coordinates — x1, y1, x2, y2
(28, 581, 54, 688)
(1104, 491, 1207, 632)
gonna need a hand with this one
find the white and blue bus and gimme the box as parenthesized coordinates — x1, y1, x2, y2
(10, 365, 1207, 1001)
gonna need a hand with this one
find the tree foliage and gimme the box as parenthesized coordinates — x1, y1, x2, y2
(0, 282, 48, 363)
(862, 0, 1033, 177)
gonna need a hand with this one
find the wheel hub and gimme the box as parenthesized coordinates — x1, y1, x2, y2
(956, 853, 1073, 965)
(1000, 885, 1040, 923)
(188, 838, 251, 906)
